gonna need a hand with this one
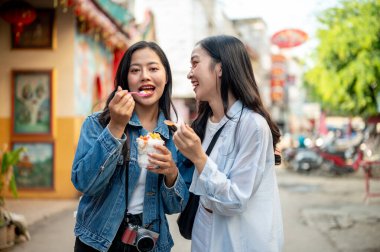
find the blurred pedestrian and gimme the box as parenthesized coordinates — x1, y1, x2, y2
(72, 41, 189, 252)
(174, 35, 284, 252)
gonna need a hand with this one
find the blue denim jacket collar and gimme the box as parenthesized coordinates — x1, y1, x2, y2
(128, 111, 170, 140)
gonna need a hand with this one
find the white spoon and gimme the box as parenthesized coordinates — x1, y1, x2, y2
(129, 91, 152, 97)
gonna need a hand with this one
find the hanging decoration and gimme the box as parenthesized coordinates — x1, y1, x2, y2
(71, 0, 130, 50)
(0, 0, 37, 45)
(270, 54, 286, 103)
(58, 0, 74, 13)
(271, 29, 308, 49)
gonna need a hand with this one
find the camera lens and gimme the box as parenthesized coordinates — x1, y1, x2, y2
(136, 235, 154, 252)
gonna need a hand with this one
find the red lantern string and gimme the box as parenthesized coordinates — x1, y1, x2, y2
(0, 0, 37, 44)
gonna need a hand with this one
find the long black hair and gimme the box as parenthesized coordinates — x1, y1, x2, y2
(99, 41, 177, 127)
(191, 35, 281, 152)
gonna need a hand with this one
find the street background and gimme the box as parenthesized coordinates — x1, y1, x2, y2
(1, 0, 380, 251)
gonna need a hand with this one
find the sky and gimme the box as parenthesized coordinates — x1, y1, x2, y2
(223, 0, 341, 58)
(223, 0, 340, 37)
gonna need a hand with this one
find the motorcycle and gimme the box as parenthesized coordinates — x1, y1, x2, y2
(288, 131, 364, 175)
(317, 144, 363, 175)
(290, 148, 323, 172)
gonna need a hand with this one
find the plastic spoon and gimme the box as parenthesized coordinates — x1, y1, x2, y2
(164, 120, 178, 132)
(129, 91, 152, 97)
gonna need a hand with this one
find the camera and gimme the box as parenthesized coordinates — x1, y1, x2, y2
(122, 223, 159, 252)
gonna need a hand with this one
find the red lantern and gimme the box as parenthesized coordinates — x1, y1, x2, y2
(0, 0, 36, 44)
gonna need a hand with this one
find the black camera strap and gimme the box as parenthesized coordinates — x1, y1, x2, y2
(124, 130, 131, 217)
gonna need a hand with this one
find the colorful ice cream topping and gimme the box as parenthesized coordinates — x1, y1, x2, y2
(136, 132, 164, 169)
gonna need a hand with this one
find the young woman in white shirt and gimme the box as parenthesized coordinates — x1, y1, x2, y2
(174, 35, 284, 252)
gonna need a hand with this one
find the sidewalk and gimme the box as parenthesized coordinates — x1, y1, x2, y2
(5, 199, 78, 227)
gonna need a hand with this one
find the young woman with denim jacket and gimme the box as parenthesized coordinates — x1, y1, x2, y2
(72, 41, 189, 252)
(174, 35, 284, 252)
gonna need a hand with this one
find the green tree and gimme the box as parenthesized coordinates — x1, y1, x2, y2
(304, 0, 380, 117)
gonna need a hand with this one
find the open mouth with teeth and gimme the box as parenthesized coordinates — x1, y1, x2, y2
(138, 85, 155, 96)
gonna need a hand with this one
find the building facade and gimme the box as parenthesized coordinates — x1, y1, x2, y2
(0, 0, 147, 199)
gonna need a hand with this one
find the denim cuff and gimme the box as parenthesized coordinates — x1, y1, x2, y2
(162, 173, 187, 200)
(163, 172, 179, 189)
(106, 125, 127, 142)
(98, 126, 126, 153)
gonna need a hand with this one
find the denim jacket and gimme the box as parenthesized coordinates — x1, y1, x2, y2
(71, 111, 190, 252)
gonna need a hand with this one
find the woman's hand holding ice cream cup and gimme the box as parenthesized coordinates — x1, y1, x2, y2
(137, 132, 178, 187)
(147, 145, 178, 187)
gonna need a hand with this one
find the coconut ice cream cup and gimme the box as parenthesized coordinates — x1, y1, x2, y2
(136, 132, 164, 169)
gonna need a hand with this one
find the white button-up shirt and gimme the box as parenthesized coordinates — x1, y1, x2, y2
(190, 100, 284, 252)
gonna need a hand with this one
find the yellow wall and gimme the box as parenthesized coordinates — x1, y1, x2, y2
(0, 118, 11, 150)
(1, 117, 84, 199)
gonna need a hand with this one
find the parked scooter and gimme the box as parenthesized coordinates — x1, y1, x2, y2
(317, 144, 363, 175)
(287, 130, 364, 175)
(282, 135, 323, 173)
(290, 148, 323, 172)
(315, 127, 366, 174)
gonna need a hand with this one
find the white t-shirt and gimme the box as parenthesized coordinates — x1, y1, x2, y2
(127, 167, 147, 214)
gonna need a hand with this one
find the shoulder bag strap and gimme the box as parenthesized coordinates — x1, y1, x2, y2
(205, 123, 226, 155)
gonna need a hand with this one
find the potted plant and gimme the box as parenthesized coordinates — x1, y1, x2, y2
(0, 145, 25, 249)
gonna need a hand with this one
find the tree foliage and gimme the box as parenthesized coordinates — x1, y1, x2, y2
(304, 0, 380, 117)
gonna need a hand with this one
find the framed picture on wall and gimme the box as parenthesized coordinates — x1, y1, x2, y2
(11, 141, 54, 190)
(11, 8, 55, 49)
(11, 70, 53, 137)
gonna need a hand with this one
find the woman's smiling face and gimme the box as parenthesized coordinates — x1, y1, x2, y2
(187, 45, 221, 102)
(128, 47, 167, 106)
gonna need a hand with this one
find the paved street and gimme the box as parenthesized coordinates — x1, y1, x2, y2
(4, 167, 380, 252)
(278, 168, 380, 252)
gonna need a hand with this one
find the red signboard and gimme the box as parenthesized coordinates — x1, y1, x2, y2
(271, 29, 308, 48)
(271, 54, 286, 102)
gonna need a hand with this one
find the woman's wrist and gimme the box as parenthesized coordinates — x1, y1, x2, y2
(165, 169, 178, 187)
(108, 121, 125, 139)
(193, 153, 208, 173)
